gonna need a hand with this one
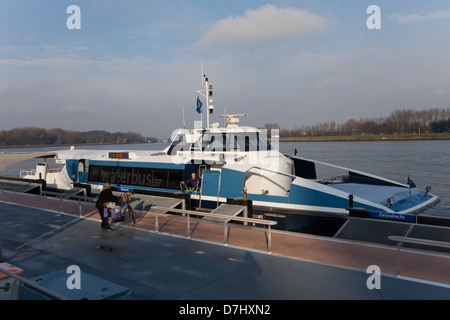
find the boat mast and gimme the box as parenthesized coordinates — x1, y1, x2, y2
(197, 74, 214, 128)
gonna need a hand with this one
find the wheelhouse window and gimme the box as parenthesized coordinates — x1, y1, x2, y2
(167, 134, 193, 155)
(202, 132, 271, 152)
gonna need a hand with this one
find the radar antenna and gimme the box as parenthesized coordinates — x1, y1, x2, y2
(219, 114, 248, 127)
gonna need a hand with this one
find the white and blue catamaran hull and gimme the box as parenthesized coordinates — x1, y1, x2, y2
(20, 75, 440, 236)
(26, 146, 439, 235)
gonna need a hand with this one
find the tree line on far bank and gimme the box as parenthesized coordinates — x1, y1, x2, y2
(2, 108, 449, 147)
(0, 127, 159, 147)
(263, 108, 450, 137)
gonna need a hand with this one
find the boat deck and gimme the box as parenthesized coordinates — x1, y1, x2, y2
(1, 190, 449, 300)
(0, 178, 42, 194)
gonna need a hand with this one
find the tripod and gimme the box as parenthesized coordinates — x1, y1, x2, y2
(105, 192, 135, 230)
(121, 192, 135, 225)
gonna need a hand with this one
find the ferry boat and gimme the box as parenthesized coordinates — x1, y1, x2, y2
(20, 75, 440, 235)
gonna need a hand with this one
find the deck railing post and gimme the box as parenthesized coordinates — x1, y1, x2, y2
(243, 207, 248, 226)
(155, 212, 159, 232)
(224, 220, 228, 246)
(388, 235, 450, 278)
(187, 213, 191, 239)
(149, 205, 278, 253)
(0, 228, 2, 262)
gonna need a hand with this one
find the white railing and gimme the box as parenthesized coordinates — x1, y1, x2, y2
(150, 205, 277, 253)
(388, 236, 450, 276)
(20, 169, 35, 178)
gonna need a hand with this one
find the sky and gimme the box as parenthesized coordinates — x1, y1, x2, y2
(1, 0, 450, 138)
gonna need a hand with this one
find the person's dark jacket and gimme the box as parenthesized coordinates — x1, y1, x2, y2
(95, 188, 118, 209)
(184, 177, 200, 189)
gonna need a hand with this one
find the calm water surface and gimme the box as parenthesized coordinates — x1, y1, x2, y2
(279, 140, 450, 218)
(1, 140, 449, 217)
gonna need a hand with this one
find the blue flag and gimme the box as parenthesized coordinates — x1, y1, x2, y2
(196, 96, 202, 114)
(407, 176, 416, 188)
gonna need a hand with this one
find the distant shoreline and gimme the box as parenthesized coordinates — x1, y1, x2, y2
(1, 133, 449, 149)
(277, 133, 450, 142)
(0, 141, 154, 150)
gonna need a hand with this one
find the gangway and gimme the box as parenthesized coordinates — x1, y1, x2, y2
(60, 187, 85, 199)
(203, 204, 248, 223)
(335, 215, 450, 250)
(117, 193, 186, 212)
(0, 178, 42, 194)
(148, 205, 276, 252)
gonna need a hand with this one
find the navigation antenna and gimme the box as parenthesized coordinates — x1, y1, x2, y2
(219, 114, 248, 127)
(196, 74, 214, 128)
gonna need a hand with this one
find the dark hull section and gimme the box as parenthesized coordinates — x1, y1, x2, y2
(260, 211, 346, 237)
(191, 197, 347, 236)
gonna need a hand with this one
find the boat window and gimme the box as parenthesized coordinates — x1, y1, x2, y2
(257, 133, 272, 151)
(168, 170, 183, 189)
(88, 165, 183, 190)
(78, 161, 85, 172)
(202, 134, 215, 150)
(202, 133, 226, 152)
(167, 134, 193, 155)
(152, 169, 167, 188)
(227, 133, 268, 152)
(201, 132, 271, 152)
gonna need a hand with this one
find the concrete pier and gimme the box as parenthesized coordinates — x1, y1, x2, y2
(0, 190, 449, 300)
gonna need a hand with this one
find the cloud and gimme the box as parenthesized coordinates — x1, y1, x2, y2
(0, 45, 87, 59)
(122, 23, 183, 37)
(61, 105, 87, 112)
(391, 11, 450, 23)
(322, 75, 355, 87)
(197, 4, 332, 47)
(0, 45, 91, 73)
(0, 57, 88, 68)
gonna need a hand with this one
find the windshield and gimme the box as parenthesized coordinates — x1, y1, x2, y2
(167, 134, 193, 155)
(202, 132, 271, 152)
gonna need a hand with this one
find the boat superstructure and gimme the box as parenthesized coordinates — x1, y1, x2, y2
(20, 75, 440, 235)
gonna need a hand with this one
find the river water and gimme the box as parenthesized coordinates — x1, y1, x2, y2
(1, 140, 449, 218)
